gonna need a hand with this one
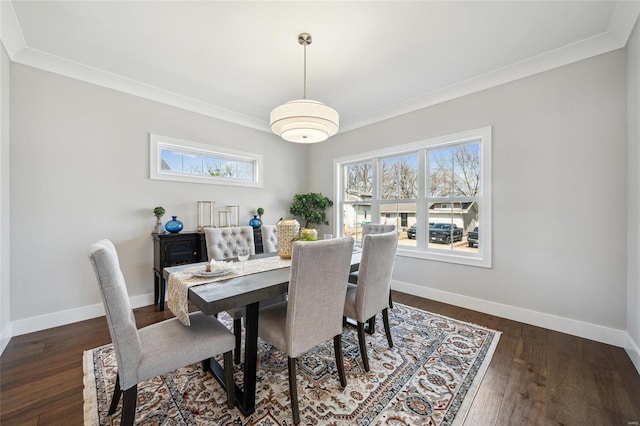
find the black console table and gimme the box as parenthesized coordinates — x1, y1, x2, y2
(153, 228, 263, 310)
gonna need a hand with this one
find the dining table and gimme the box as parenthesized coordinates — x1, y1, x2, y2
(163, 250, 361, 416)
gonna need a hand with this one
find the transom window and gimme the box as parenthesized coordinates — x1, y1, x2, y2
(149, 134, 263, 188)
(335, 127, 492, 268)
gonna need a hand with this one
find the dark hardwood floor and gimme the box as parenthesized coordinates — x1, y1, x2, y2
(1, 291, 639, 425)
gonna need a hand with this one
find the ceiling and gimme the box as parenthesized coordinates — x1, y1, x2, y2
(2, 1, 639, 135)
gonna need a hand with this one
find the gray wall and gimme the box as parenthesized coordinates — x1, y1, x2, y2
(3, 31, 638, 372)
(310, 50, 628, 332)
(9, 63, 305, 326)
(1, 43, 10, 352)
(627, 19, 640, 367)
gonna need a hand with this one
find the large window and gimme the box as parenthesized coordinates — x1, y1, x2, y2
(149, 133, 263, 188)
(335, 127, 491, 267)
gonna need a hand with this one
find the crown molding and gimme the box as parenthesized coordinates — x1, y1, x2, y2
(609, 0, 640, 45)
(13, 48, 270, 132)
(2, 1, 638, 135)
(0, 0, 27, 58)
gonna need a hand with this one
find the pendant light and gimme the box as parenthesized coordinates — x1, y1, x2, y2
(270, 33, 339, 143)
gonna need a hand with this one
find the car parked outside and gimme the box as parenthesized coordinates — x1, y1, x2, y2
(407, 224, 416, 239)
(429, 223, 463, 244)
(467, 227, 478, 247)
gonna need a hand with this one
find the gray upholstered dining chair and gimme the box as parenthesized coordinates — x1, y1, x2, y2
(205, 226, 255, 362)
(258, 236, 354, 425)
(350, 223, 396, 283)
(349, 224, 397, 308)
(87, 239, 235, 426)
(343, 231, 398, 372)
(362, 223, 397, 236)
(205, 226, 282, 364)
(261, 224, 278, 253)
(205, 226, 255, 260)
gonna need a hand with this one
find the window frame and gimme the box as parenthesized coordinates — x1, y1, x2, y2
(149, 133, 263, 188)
(334, 127, 492, 268)
(341, 160, 375, 241)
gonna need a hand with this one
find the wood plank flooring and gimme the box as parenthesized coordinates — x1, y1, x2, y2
(1, 291, 639, 425)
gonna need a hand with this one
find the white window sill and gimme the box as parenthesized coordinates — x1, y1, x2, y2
(396, 246, 492, 268)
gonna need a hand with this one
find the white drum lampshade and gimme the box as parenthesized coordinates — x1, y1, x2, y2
(270, 99, 339, 143)
(270, 33, 339, 143)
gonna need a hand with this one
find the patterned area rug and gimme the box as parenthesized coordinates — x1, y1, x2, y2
(83, 303, 500, 425)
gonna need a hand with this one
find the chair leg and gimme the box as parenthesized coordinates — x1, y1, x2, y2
(223, 350, 236, 409)
(121, 385, 137, 426)
(389, 290, 393, 309)
(288, 357, 300, 425)
(333, 335, 347, 387)
(357, 321, 370, 372)
(233, 318, 242, 364)
(382, 308, 393, 348)
(108, 373, 122, 415)
(366, 316, 376, 335)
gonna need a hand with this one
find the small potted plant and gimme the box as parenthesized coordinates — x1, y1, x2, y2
(152, 206, 165, 234)
(256, 207, 264, 219)
(289, 193, 333, 241)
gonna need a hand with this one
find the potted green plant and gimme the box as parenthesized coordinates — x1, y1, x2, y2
(152, 206, 165, 234)
(289, 193, 333, 241)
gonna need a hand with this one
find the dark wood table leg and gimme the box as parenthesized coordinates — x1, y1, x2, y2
(241, 301, 259, 415)
(158, 277, 165, 311)
(205, 301, 259, 416)
(153, 272, 160, 306)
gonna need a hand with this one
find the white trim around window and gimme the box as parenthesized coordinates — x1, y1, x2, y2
(149, 133, 263, 188)
(334, 126, 492, 268)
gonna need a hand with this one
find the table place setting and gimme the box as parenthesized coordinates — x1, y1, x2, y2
(168, 256, 292, 326)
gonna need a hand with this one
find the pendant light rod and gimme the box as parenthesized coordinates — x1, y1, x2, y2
(298, 33, 312, 100)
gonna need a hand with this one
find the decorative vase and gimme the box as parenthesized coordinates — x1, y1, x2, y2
(299, 228, 318, 241)
(165, 216, 183, 233)
(152, 215, 164, 234)
(249, 214, 262, 229)
(277, 219, 300, 259)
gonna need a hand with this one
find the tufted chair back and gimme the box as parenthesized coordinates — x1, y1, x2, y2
(261, 225, 278, 253)
(362, 223, 397, 236)
(205, 226, 255, 260)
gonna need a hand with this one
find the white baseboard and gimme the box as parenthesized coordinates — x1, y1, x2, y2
(10, 293, 155, 337)
(625, 334, 640, 375)
(0, 323, 12, 355)
(392, 280, 630, 349)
